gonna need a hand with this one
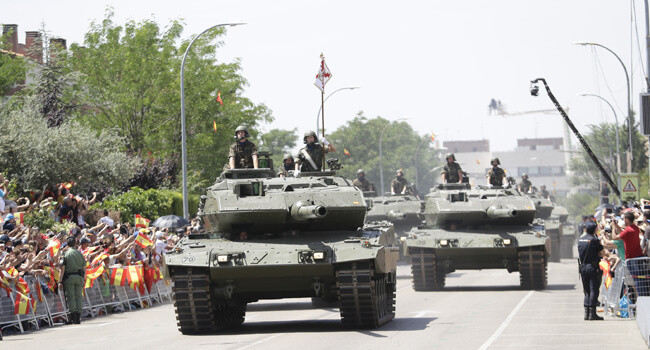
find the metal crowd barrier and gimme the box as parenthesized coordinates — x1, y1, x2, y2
(0, 267, 171, 335)
(601, 257, 650, 319)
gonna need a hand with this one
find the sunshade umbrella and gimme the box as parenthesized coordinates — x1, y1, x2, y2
(150, 215, 190, 229)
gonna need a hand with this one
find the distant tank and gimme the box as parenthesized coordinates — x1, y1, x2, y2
(528, 194, 564, 262)
(365, 192, 423, 235)
(405, 183, 550, 290)
(163, 155, 399, 334)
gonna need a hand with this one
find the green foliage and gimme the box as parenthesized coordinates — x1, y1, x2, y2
(0, 29, 27, 95)
(329, 113, 442, 194)
(259, 128, 298, 168)
(94, 187, 198, 223)
(0, 96, 136, 192)
(23, 209, 55, 230)
(564, 192, 600, 219)
(69, 9, 272, 191)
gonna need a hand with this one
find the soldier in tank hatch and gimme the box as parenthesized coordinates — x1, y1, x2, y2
(296, 130, 336, 172)
(353, 169, 372, 191)
(486, 157, 507, 187)
(441, 153, 463, 184)
(229, 125, 258, 169)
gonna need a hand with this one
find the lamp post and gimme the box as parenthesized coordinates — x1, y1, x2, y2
(575, 42, 632, 172)
(315, 87, 360, 135)
(379, 118, 408, 195)
(414, 134, 432, 191)
(578, 93, 621, 178)
(180, 22, 246, 220)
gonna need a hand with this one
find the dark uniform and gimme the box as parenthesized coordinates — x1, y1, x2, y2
(61, 243, 86, 324)
(442, 162, 463, 183)
(540, 188, 550, 199)
(298, 144, 326, 172)
(487, 167, 506, 186)
(353, 177, 371, 191)
(519, 178, 532, 193)
(577, 225, 605, 320)
(391, 177, 408, 194)
(229, 140, 258, 169)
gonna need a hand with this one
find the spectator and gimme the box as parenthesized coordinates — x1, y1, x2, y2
(2, 214, 16, 231)
(612, 211, 643, 260)
(99, 210, 115, 228)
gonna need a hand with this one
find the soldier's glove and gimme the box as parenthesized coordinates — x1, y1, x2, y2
(294, 170, 301, 177)
(319, 137, 330, 146)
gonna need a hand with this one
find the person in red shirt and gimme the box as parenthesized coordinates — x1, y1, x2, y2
(613, 211, 648, 296)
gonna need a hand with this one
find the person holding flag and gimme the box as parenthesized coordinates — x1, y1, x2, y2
(295, 130, 336, 172)
(58, 236, 85, 324)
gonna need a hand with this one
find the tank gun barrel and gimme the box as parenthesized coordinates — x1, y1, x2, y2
(290, 201, 327, 221)
(486, 206, 517, 218)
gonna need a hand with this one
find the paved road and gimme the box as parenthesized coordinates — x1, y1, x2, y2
(6, 259, 646, 350)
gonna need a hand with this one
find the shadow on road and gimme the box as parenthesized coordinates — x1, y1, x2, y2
(434, 283, 576, 292)
(247, 301, 335, 312)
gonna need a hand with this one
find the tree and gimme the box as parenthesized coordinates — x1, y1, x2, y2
(258, 128, 298, 167)
(0, 96, 135, 192)
(69, 10, 272, 190)
(329, 113, 442, 194)
(0, 29, 27, 96)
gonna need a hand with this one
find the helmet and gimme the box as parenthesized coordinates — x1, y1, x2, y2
(283, 153, 294, 161)
(522, 173, 528, 178)
(234, 125, 250, 139)
(445, 153, 456, 161)
(491, 157, 500, 165)
(303, 130, 318, 143)
(357, 169, 365, 175)
(396, 169, 404, 175)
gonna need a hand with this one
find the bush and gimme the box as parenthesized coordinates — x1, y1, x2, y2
(24, 209, 55, 230)
(93, 187, 198, 223)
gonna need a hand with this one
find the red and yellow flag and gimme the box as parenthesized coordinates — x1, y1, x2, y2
(430, 133, 435, 142)
(213, 120, 218, 133)
(343, 148, 351, 156)
(34, 282, 44, 303)
(15, 212, 25, 224)
(126, 265, 143, 291)
(14, 293, 33, 315)
(599, 260, 613, 289)
(134, 214, 150, 228)
(135, 233, 153, 249)
(91, 253, 109, 267)
(0, 273, 12, 297)
(15, 277, 30, 295)
(47, 239, 61, 258)
(85, 265, 105, 289)
(6, 267, 18, 278)
(110, 268, 127, 286)
(216, 91, 223, 106)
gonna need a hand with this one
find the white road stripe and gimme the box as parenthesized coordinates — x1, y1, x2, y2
(237, 334, 283, 350)
(478, 290, 534, 350)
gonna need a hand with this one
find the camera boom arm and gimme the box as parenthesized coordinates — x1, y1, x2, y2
(530, 78, 621, 200)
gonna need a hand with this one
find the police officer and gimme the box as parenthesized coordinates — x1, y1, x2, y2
(391, 169, 408, 195)
(295, 130, 336, 172)
(577, 222, 607, 320)
(58, 236, 85, 324)
(486, 157, 506, 187)
(518, 173, 532, 193)
(441, 153, 463, 183)
(353, 169, 372, 191)
(228, 126, 259, 169)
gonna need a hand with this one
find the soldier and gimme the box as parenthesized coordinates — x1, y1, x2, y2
(277, 154, 295, 177)
(441, 153, 463, 183)
(539, 185, 550, 199)
(577, 222, 608, 320)
(228, 126, 259, 169)
(295, 130, 336, 172)
(58, 236, 85, 324)
(518, 173, 532, 193)
(353, 169, 372, 191)
(391, 169, 408, 195)
(486, 157, 506, 187)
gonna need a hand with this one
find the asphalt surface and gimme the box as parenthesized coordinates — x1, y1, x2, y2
(5, 259, 646, 350)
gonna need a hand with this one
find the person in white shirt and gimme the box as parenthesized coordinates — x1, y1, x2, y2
(98, 210, 115, 228)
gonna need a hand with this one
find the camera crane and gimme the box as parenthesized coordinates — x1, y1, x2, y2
(529, 78, 621, 200)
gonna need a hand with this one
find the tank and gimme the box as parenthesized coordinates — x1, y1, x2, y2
(404, 183, 550, 290)
(528, 194, 564, 262)
(365, 193, 423, 235)
(163, 157, 399, 334)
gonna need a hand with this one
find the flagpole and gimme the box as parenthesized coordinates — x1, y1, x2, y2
(321, 89, 326, 169)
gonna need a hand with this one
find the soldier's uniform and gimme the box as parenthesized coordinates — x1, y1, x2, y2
(353, 177, 371, 191)
(577, 224, 605, 320)
(61, 243, 85, 324)
(540, 188, 550, 199)
(487, 167, 506, 186)
(391, 177, 408, 194)
(229, 140, 258, 169)
(298, 144, 327, 172)
(519, 178, 532, 193)
(442, 162, 463, 183)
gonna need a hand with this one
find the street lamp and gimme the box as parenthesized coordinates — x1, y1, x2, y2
(577, 93, 621, 178)
(414, 134, 432, 191)
(315, 87, 360, 135)
(180, 22, 246, 220)
(575, 42, 632, 172)
(379, 117, 408, 196)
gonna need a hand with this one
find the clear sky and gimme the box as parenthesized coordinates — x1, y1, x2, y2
(2, 0, 647, 151)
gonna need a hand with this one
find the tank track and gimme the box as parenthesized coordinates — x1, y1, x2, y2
(336, 261, 395, 328)
(172, 267, 247, 334)
(409, 248, 445, 291)
(518, 248, 548, 290)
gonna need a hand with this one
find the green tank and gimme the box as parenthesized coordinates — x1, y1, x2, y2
(163, 158, 399, 334)
(528, 194, 563, 262)
(404, 183, 550, 290)
(364, 191, 423, 235)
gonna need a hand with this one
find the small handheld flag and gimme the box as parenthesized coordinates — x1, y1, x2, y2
(217, 91, 223, 106)
(213, 120, 217, 133)
(134, 214, 150, 228)
(135, 233, 154, 249)
(344, 148, 351, 156)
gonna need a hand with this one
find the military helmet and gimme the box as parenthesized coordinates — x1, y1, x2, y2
(234, 125, 250, 138)
(303, 130, 318, 143)
(357, 169, 365, 175)
(396, 169, 404, 175)
(491, 157, 500, 165)
(522, 173, 528, 178)
(445, 153, 456, 161)
(283, 153, 294, 161)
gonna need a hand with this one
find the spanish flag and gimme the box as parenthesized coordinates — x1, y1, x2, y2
(15, 277, 30, 295)
(14, 293, 33, 315)
(343, 149, 351, 156)
(430, 133, 435, 142)
(6, 267, 18, 278)
(15, 212, 25, 224)
(110, 268, 127, 286)
(213, 120, 218, 133)
(135, 233, 154, 249)
(134, 214, 150, 228)
(126, 265, 143, 291)
(85, 265, 105, 289)
(47, 239, 61, 258)
(91, 253, 109, 267)
(34, 282, 44, 303)
(0, 274, 12, 297)
(217, 91, 223, 106)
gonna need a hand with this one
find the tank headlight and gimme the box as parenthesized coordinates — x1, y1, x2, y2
(313, 252, 325, 260)
(400, 237, 407, 242)
(217, 254, 229, 263)
(503, 239, 512, 245)
(440, 239, 449, 246)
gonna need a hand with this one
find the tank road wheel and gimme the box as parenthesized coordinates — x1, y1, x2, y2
(409, 248, 445, 291)
(518, 248, 548, 290)
(336, 261, 396, 328)
(172, 267, 216, 334)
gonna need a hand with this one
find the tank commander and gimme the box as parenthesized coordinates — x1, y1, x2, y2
(391, 169, 408, 195)
(539, 185, 550, 199)
(486, 157, 507, 187)
(353, 169, 372, 191)
(518, 173, 532, 193)
(295, 130, 336, 172)
(229, 125, 258, 169)
(277, 153, 295, 177)
(441, 153, 463, 183)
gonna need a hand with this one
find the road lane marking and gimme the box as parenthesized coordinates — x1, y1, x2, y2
(237, 334, 283, 350)
(478, 290, 534, 350)
(409, 310, 439, 317)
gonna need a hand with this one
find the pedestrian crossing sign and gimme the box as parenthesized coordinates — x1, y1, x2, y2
(620, 173, 639, 201)
(623, 180, 636, 192)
